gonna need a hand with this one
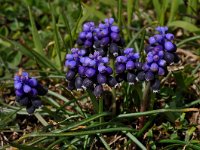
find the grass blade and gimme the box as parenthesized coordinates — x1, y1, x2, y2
(81, 3, 107, 21)
(85, 122, 130, 130)
(160, 0, 169, 25)
(10, 142, 44, 150)
(72, 1, 83, 39)
(46, 137, 76, 150)
(47, 90, 70, 103)
(152, 0, 161, 23)
(168, 0, 180, 23)
(60, 8, 73, 48)
(28, 6, 44, 56)
(98, 135, 112, 150)
(87, 90, 99, 113)
(26, 137, 47, 146)
(159, 139, 200, 150)
(0, 35, 62, 73)
(50, 4, 62, 69)
(34, 112, 48, 126)
(99, 0, 117, 6)
(139, 30, 146, 53)
(0, 109, 19, 129)
(127, 0, 134, 27)
(117, 108, 198, 118)
(136, 115, 156, 137)
(176, 35, 200, 47)
(127, 0, 135, 39)
(126, 27, 146, 48)
(125, 132, 147, 150)
(18, 127, 134, 142)
(55, 112, 111, 132)
(186, 0, 198, 23)
(118, 0, 122, 29)
(162, 144, 182, 150)
(168, 20, 200, 32)
(43, 96, 60, 108)
(184, 99, 200, 108)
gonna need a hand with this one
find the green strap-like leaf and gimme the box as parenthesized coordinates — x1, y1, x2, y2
(28, 6, 45, 56)
(50, 3, 62, 69)
(125, 132, 147, 150)
(18, 127, 134, 142)
(168, 20, 200, 32)
(117, 108, 198, 118)
(0, 36, 62, 74)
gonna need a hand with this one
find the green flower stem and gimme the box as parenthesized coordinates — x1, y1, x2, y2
(136, 115, 157, 137)
(110, 57, 117, 116)
(87, 90, 99, 113)
(149, 93, 156, 110)
(99, 97, 104, 123)
(138, 82, 151, 129)
(117, 108, 198, 118)
(111, 88, 117, 116)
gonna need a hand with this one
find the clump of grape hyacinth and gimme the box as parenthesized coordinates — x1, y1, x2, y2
(14, 72, 48, 114)
(138, 26, 179, 92)
(66, 18, 125, 97)
(66, 18, 180, 96)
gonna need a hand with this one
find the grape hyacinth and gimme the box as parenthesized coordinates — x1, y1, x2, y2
(115, 48, 140, 84)
(93, 18, 124, 56)
(65, 48, 116, 97)
(66, 18, 124, 97)
(139, 26, 179, 92)
(77, 18, 125, 57)
(77, 22, 95, 49)
(66, 18, 180, 96)
(14, 72, 48, 114)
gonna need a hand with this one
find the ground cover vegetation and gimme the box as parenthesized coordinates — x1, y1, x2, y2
(0, 0, 200, 149)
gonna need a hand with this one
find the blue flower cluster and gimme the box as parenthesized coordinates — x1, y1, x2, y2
(65, 18, 125, 97)
(66, 18, 179, 95)
(93, 18, 123, 49)
(77, 22, 95, 48)
(14, 72, 48, 114)
(115, 48, 140, 84)
(77, 18, 124, 57)
(65, 48, 117, 97)
(138, 26, 179, 92)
